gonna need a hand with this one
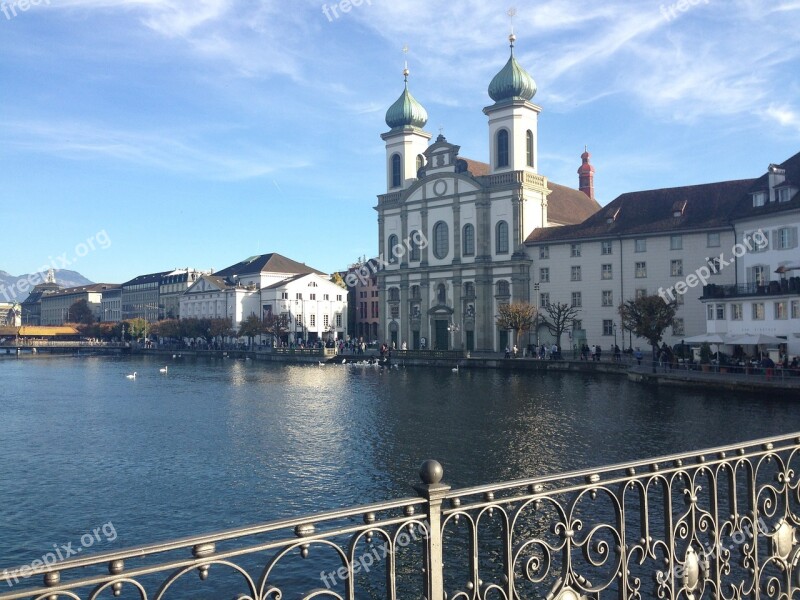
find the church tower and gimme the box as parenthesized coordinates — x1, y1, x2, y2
(380, 65, 431, 192)
(483, 33, 541, 174)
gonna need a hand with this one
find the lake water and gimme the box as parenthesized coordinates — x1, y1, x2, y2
(1, 354, 798, 572)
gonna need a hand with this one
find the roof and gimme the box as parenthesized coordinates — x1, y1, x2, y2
(121, 271, 172, 287)
(731, 150, 800, 219)
(263, 273, 311, 289)
(546, 181, 602, 225)
(0, 326, 81, 337)
(458, 157, 491, 177)
(527, 178, 757, 243)
(40, 283, 119, 297)
(215, 253, 325, 278)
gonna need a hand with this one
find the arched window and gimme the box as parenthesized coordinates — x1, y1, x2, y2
(496, 220, 509, 254)
(411, 285, 420, 300)
(526, 130, 534, 167)
(496, 129, 509, 168)
(387, 234, 399, 263)
(416, 154, 425, 175)
(437, 284, 446, 304)
(496, 280, 510, 297)
(432, 221, 449, 259)
(409, 230, 420, 261)
(464, 282, 475, 298)
(391, 153, 402, 188)
(462, 223, 475, 256)
(389, 287, 400, 302)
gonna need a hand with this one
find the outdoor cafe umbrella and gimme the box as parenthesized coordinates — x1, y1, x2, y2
(725, 334, 785, 346)
(682, 333, 729, 344)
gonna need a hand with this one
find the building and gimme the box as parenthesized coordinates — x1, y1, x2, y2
(40, 284, 116, 325)
(160, 270, 206, 319)
(262, 273, 347, 345)
(20, 269, 61, 325)
(345, 258, 380, 343)
(121, 268, 207, 322)
(100, 285, 122, 322)
(376, 36, 600, 351)
(701, 153, 800, 356)
(0, 302, 21, 326)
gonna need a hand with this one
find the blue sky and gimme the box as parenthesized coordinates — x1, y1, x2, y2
(1, 0, 799, 283)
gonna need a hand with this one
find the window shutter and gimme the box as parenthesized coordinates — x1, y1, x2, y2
(792, 227, 798, 249)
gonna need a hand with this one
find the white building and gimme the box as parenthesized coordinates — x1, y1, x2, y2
(179, 274, 261, 325)
(262, 273, 347, 345)
(40, 284, 114, 325)
(376, 36, 600, 351)
(701, 155, 800, 356)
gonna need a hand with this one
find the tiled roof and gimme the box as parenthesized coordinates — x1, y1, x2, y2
(42, 283, 119, 297)
(215, 253, 324, 278)
(458, 157, 491, 177)
(731, 150, 800, 219)
(122, 271, 172, 287)
(526, 179, 757, 243)
(546, 181, 602, 225)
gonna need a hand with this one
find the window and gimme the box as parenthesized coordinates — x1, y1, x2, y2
(411, 285, 421, 300)
(280, 292, 288, 300)
(571, 292, 582, 308)
(707, 304, 714, 321)
(671, 259, 683, 277)
(526, 130, 534, 167)
(496, 129, 509, 167)
(464, 282, 475, 298)
(336, 314, 342, 327)
(409, 230, 421, 261)
(601, 241, 613, 255)
(309, 294, 316, 300)
(540, 293, 550, 307)
(391, 153, 401, 188)
(432, 221, 449, 259)
(746, 231, 768, 252)
(602, 290, 613, 307)
(416, 154, 424, 174)
(778, 187, 792, 203)
(635, 262, 647, 278)
(676, 293, 684, 306)
(336, 294, 342, 301)
(707, 232, 721, 247)
(672, 318, 685, 336)
(296, 293, 302, 300)
(708, 257, 722, 274)
(601, 264, 613, 280)
(496, 280, 510, 297)
(775, 301, 788, 320)
(323, 314, 329, 328)
(462, 224, 475, 256)
(388, 234, 399, 263)
(776, 227, 797, 250)
(792, 300, 800, 319)
(751, 265, 767, 286)
(437, 284, 446, 304)
(603, 320, 613, 336)
(296, 313, 303, 325)
(752, 302, 765, 320)
(670, 235, 683, 250)
(571, 266, 582, 281)
(496, 220, 509, 254)
(635, 239, 646, 252)
(715, 304, 725, 320)
(635, 288, 647, 299)
(752, 191, 766, 207)
(570, 243, 582, 257)
(732, 303, 743, 320)
(573, 320, 582, 331)
(539, 245, 549, 259)
(388, 288, 400, 302)
(539, 267, 550, 283)
(323, 294, 329, 301)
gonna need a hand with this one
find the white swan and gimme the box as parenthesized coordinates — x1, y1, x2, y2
(126, 372, 137, 379)
(341, 358, 347, 364)
(159, 366, 168, 373)
(318, 361, 325, 366)
(452, 365, 459, 373)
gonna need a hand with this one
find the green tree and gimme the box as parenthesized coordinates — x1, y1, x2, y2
(495, 302, 537, 350)
(125, 318, 147, 341)
(618, 295, 677, 373)
(68, 299, 95, 325)
(540, 301, 581, 348)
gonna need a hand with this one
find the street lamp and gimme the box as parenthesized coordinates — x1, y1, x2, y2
(613, 323, 617, 349)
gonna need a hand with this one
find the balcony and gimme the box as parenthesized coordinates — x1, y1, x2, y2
(3, 432, 799, 600)
(703, 277, 800, 299)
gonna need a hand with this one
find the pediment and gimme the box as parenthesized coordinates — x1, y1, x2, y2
(404, 174, 481, 203)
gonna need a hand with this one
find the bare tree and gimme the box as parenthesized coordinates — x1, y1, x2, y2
(495, 302, 537, 350)
(540, 301, 581, 348)
(619, 295, 677, 372)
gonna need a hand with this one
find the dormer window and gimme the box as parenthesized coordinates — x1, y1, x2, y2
(752, 191, 767, 207)
(671, 200, 687, 218)
(606, 207, 621, 224)
(778, 187, 794, 203)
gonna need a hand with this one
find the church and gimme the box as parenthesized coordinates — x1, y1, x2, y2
(375, 34, 600, 352)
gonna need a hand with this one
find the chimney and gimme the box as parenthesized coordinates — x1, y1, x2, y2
(578, 146, 595, 201)
(768, 164, 786, 204)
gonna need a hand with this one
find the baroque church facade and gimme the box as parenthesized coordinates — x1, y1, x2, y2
(375, 35, 600, 352)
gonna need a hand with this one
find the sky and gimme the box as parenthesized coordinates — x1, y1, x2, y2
(1, 0, 799, 284)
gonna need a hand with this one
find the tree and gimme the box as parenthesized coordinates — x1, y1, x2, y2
(618, 295, 677, 373)
(330, 272, 347, 289)
(495, 302, 537, 349)
(68, 299, 95, 325)
(238, 314, 263, 348)
(540, 301, 581, 348)
(125, 318, 147, 341)
(263, 312, 290, 347)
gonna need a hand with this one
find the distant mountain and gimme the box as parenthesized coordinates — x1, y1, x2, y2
(0, 269, 94, 302)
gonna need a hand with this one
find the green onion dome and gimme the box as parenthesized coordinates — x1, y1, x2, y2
(385, 69, 428, 129)
(488, 35, 537, 102)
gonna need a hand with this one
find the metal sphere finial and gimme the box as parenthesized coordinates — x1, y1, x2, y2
(419, 459, 444, 484)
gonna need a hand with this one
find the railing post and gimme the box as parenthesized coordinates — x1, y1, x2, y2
(414, 460, 450, 600)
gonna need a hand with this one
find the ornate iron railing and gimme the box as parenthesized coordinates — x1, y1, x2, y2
(2, 433, 799, 600)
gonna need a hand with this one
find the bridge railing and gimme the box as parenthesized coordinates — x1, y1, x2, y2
(0, 341, 128, 348)
(1, 433, 798, 600)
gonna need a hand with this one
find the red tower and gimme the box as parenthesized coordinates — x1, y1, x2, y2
(578, 147, 595, 201)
